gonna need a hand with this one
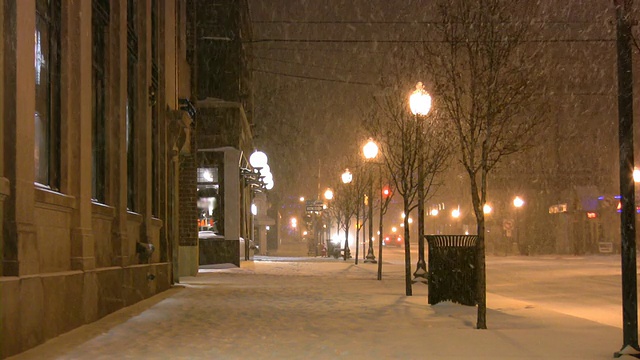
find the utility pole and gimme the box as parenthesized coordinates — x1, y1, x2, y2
(614, 0, 640, 357)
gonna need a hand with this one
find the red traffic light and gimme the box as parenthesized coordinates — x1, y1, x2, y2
(382, 186, 391, 198)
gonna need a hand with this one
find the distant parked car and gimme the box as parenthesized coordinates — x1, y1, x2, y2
(383, 234, 403, 247)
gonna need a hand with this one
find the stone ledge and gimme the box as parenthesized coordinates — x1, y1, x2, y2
(127, 211, 143, 224)
(91, 202, 116, 220)
(34, 186, 76, 211)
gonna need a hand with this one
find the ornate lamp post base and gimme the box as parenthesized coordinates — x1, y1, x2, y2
(413, 259, 428, 283)
(364, 250, 377, 263)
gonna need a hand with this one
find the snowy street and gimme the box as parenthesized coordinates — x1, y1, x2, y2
(9, 252, 632, 359)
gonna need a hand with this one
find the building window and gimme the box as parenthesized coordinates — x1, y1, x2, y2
(127, 0, 138, 211)
(151, 0, 159, 216)
(197, 167, 222, 234)
(35, 0, 61, 190)
(92, 0, 109, 203)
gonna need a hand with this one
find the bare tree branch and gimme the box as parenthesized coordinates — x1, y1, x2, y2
(419, 0, 549, 329)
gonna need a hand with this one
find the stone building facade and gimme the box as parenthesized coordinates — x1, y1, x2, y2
(0, 1, 193, 357)
(179, 0, 259, 273)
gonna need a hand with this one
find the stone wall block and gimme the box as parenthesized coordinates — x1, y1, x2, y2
(41, 275, 66, 341)
(95, 268, 124, 319)
(122, 266, 153, 307)
(82, 271, 99, 324)
(0, 279, 21, 358)
(63, 273, 85, 332)
(18, 277, 44, 352)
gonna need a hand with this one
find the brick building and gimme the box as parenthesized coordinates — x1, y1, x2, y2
(178, 0, 259, 274)
(0, 1, 194, 357)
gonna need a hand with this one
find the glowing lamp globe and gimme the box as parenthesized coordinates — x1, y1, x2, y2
(363, 140, 379, 160)
(409, 82, 432, 116)
(249, 151, 268, 168)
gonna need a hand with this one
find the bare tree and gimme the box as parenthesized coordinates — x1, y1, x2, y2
(329, 164, 367, 261)
(376, 164, 396, 281)
(366, 89, 450, 296)
(421, 0, 547, 329)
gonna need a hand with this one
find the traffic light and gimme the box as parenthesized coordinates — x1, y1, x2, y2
(382, 186, 391, 198)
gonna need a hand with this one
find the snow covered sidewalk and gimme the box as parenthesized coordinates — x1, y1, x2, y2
(10, 258, 623, 359)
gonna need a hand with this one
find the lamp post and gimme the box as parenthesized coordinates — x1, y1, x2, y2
(378, 185, 391, 280)
(355, 193, 361, 265)
(409, 82, 432, 281)
(249, 150, 273, 255)
(341, 169, 353, 260)
(323, 188, 333, 256)
(363, 139, 379, 264)
(615, 2, 639, 355)
(513, 196, 524, 255)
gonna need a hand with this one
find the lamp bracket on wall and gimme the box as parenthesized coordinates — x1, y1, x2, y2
(179, 98, 196, 119)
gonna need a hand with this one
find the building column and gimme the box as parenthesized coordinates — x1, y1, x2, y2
(156, 0, 170, 263)
(224, 148, 241, 243)
(179, 150, 198, 276)
(66, 0, 95, 271)
(3, 0, 38, 276)
(137, 0, 155, 257)
(111, 0, 130, 267)
(0, 0, 9, 277)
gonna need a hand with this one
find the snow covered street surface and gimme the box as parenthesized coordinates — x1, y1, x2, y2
(9, 254, 631, 359)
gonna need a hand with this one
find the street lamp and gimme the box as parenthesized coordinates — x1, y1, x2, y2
(409, 82, 432, 282)
(377, 184, 392, 280)
(409, 82, 433, 116)
(341, 169, 353, 260)
(323, 188, 334, 256)
(324, 188, 334, 200)
(363, 139, 379, 159)
(513, 196, 524, 255)
(363, 139, 379, 264)
(513, 196, 524, 208)
(341, 169, 353, 184)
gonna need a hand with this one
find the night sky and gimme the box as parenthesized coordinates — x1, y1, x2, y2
(247, 0, 626, 218)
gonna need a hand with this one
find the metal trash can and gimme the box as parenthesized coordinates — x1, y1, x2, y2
(426, 235, 478, 306)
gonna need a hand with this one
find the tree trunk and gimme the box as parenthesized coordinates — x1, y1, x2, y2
(355, 206, 360, 265)
(377, 199, 385, 280)
(343, 221, 350, 261)
(404, 198, 412, 296)
(476, 216, 487, 329)
(470, 179, 487, 329)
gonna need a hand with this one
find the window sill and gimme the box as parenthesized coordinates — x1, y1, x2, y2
(149, 217, 163, 229)
(34, 186, 76, 212)
(92, 202, 116, 220)
(127, 211, 143, 224)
